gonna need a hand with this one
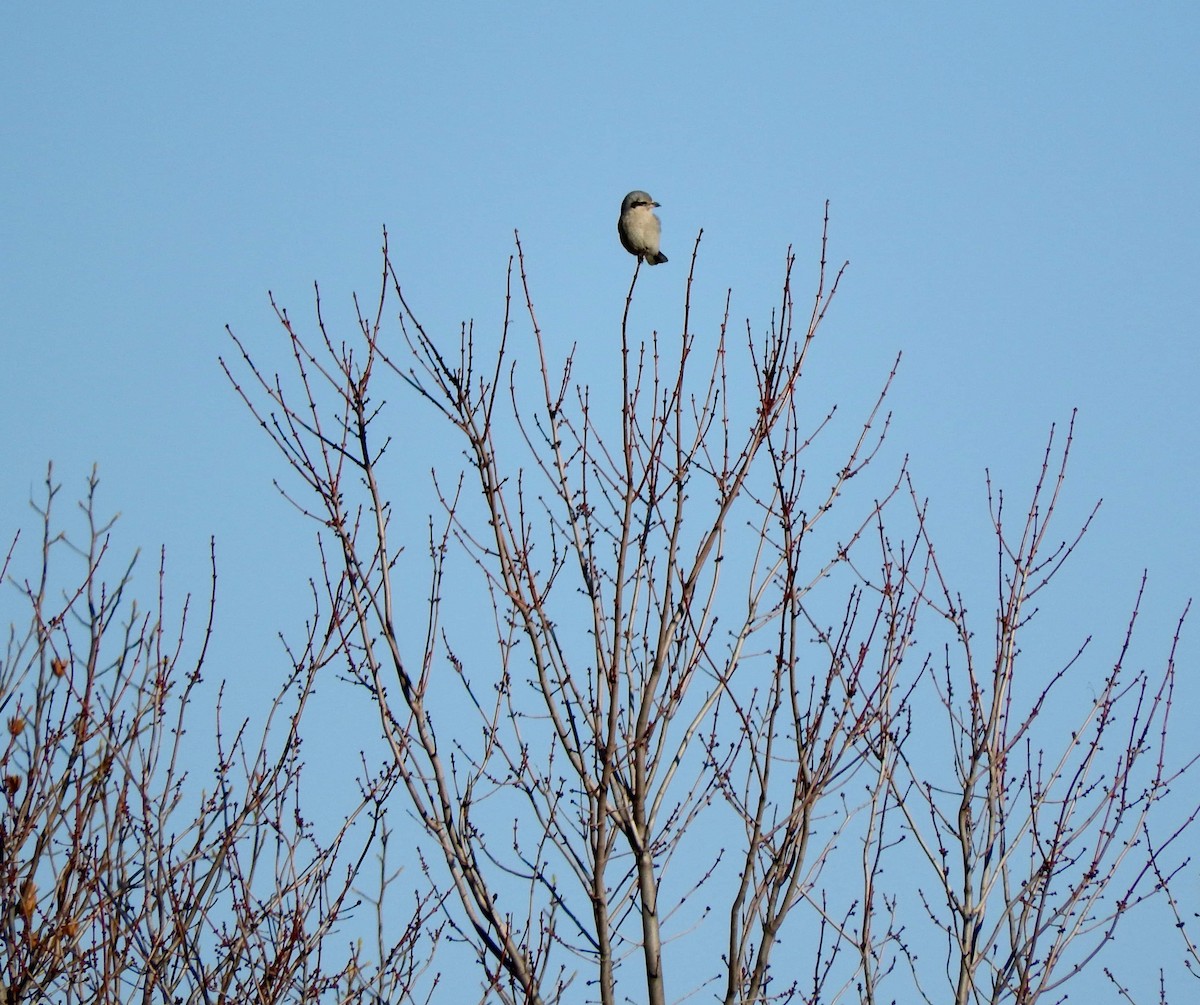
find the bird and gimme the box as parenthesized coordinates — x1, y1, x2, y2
(617, 190, 668, 265)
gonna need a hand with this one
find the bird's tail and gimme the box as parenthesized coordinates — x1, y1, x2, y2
(646, 252, 668, 266)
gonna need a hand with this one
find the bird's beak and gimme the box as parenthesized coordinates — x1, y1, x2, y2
(653, 201, 661, 207)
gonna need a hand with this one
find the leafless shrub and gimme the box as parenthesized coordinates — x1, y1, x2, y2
(0, 468, 437, 1004)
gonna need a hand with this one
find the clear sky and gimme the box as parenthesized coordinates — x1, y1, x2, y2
(3, 4, 1198, 998)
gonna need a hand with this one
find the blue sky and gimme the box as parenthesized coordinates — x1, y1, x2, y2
(3, 4, 1198, 997)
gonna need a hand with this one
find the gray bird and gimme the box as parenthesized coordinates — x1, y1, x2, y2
(617, 190, 668, 265)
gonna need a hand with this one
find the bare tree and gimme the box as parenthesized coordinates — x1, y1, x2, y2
(886, 423, 1197, 1005)
(5, 210, 1188, 1005)
(0, 468, 437, 1004)
(221, 211, 1198, 1005)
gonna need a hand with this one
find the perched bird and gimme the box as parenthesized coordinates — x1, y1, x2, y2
(617, 190, 668, 265)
